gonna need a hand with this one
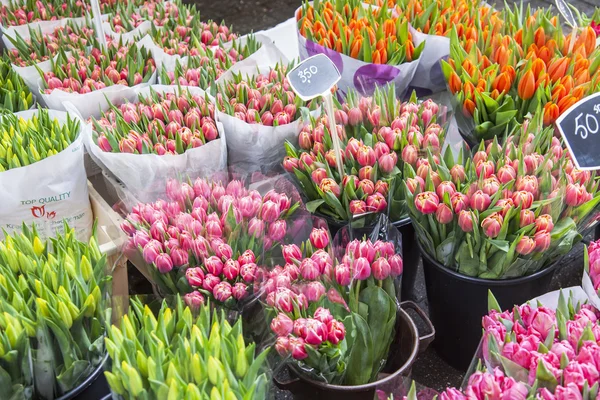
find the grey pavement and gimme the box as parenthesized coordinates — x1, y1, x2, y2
(185, 0, 595, 393)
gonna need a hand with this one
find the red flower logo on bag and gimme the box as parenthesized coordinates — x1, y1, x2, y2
(46, 211, 56, 220)
(31, 205, 45, 218)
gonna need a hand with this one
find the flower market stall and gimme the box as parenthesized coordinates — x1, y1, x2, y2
(1, 0, 600, 399)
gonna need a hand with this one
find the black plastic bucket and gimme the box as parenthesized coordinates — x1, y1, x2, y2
(320, 215, 420, 302)
(420, 242, 561, 371)
(56, 355, 110, 400)
(273, 301, 434, 400)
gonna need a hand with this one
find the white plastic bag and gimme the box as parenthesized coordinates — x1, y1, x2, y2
(41, 70, 157, 119)
(83, 85, 228, 207)
(408, 27, 450, 95)
(12, 54, 58, 108)
(215, 60, 321, 176)
(140, 32, 286, 72)
(0, 109, 92, 241)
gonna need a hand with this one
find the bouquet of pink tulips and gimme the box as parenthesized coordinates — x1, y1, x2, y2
(138, 0, 184, 27)
(0, 0, 89, 26)
(584, 240, 600, 309)
(465, 291, 600, 400)
(217, 62, 319, 127)
(91, 88, 219, 155)
(121, 177, 300, 300)
(39, 43, 156, 95)
(145, 11, 239, 57)
(284, 85, 446, 223)
(159, 54, 230, 91)
(264, 221, 403, 385)
(406, 115, 600, 279)
(6, 21, 101, 67)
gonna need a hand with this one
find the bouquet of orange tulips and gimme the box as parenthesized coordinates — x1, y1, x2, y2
(296, 0, 424, 96)
(442, 5, 600, 143)
(364, 0, 501, 94)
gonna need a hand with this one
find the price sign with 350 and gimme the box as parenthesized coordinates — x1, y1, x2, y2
(557, 92, 600, 170)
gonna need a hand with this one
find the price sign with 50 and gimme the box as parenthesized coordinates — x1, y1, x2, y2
(557, 92, 600, 170)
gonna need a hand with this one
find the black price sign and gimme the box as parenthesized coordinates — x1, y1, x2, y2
(556, 92, 600, 170)
(287, 54, 341, 101)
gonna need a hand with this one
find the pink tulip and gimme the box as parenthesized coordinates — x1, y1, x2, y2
(232, 283, 248, 300)
(311, 250, 332, 273)
(205, 256, 224, 276)
(335, 264, 351, 286)
(349, 200, 367, 214)
(516, 236, 536, 255)
(435, 203, 453, 224)
(438, 388, 467, 400)
(464, 371, 502, 400)
(248, 218, 265, 238)
(271, 313, 294, 336)
(415, 192, 439, 214)
(273, 288, 295, 313)
(535, 215, 554, 233)
(275, 336, 290, 356)
(142, 240, 163, 263)
(352, 257, 371, 280)
(213, 281, 232, 302)
(327, 319, 345, 344)
(300, 258, 320, 280)
(155, 253, 174, 273)
(184, 292, 205, 310)
(534, 230, 551, 252)
(223, 259, 240, 280)
(289, 337, 308, 360)
(240, 262, 258, 283)
(309, 228, 329, 249)
(313, 307, 333, 324)
(372, 258, 391, 280)
(481, 213, 503, 238)
(186, 268, 205, 287)
(357, 146, 376, 167)
(304, 281, 326, 302)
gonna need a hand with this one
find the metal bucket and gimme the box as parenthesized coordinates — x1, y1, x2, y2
(273, 301, 434, 400)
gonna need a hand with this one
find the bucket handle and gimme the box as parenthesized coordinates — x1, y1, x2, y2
(401, 301, 435, 353)
(272, 365, 303, 392)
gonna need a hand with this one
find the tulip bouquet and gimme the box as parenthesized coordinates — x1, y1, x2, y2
(121, 177, 300, 300)
(107, 3, 149, 34)
(0, 223, 110, 398)
(39, 44, 156, 95)
(406, 115, 600, 279)
(297, 0, 423, 65)
(217, 62, 319, 127)
(5, 21, 99, 67)
(284, 85, 446, 223)
(0, 0, 90, 26)
(0, 57, 34, 112)
(91, 88, 219, 155)
(104, 296, 270, 400)
(471, 291, 600, 399)
(138, 0, 184, 27)
(296, 0, 424, 95)
(0, 108, 79, 171)
(0, 310, 32, 400)
(583, 240, 600, 310)
(159, 54, 230, 91)
(264, 223, 403, 385)
(442, 5, 600, 142)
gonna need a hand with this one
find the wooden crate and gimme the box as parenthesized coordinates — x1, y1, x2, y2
(88, 181, 129, 311)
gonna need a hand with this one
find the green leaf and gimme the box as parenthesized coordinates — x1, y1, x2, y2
(343, 313, 373, 385)
(305, 199, 325, 213)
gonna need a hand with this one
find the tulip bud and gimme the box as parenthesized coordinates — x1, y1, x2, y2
(511, 191, 534, 209)
(436, 181, 456, 199)
(155, 253, 174, 274)
(497, 165, 516, 184)
(458, 210, 475, 233)
(372, 258, 391, 280)
(516, 236, 536, 255)
(378, 152, 397, 173)
(401, 144, 418, 165)
(435, 203, 454, 224)
(366, 193, 387, 212)
(415, 192, 439, 214)
(534, 230, 551, 252)
(535, 215, 554, 232)
(481, 212, 503, 238)
(471, 190, 491, 212)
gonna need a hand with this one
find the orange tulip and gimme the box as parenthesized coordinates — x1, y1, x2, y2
(492, 72, 512, 93)
(490, 89, 500, 100)
(461, 59, 477, 77)
(480, 55, 492, 70)
(493, 46, 510, 66)
(558, 95, 578, 113)
(350, 39, 362, 58)
(476, 78, 487, 92)
(448, 71, 462, 94)
(463, 98, 476, 116)
(572, 85, 586, 100)
(502, 65, 516, 82)
(373, 49, 382, 64)
(574, 69, 591, 86)
(537, 46, 552, 65)
(531, 58, 546, 79)
(543, 102, 559, 126)
(463, 81, 476, 98)
(552, 84, 566, 102)
(383, 19, 396, 37)
(515, 29, 523, 46)
(561, 75, 574, 93)
(534, 27, 546, 48)
(335, 39, 343, 53)
(574, 58, 590, 75)
(574, 27, 596, 57)
(518, 70, 536, 100)
(405, 40, 414, 62)
(548, 57, 569, 81)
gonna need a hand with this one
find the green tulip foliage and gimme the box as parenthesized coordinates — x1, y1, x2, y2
(0, 223, 110, 399)
(104, 296, 270, 400)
